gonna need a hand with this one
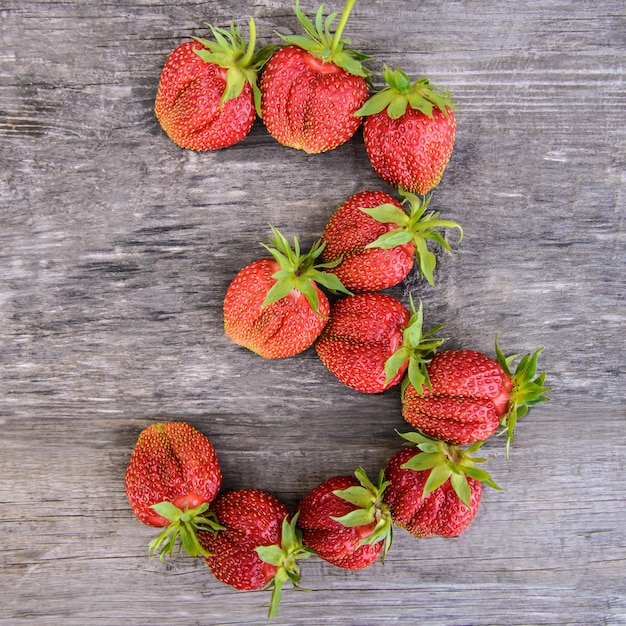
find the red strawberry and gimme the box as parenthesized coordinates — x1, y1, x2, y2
(402, 338, 550, 453)
(383, 433, 501, 538)
(199, 489, 311, 620)
(155, 19, 274, 151)
(356, 65, 456, 194)
(297, 467, 392, 569)
(315, 294, 444, 393)
(224, 226, 349, 358)
(321, 188, 463, 291)
(125, 421, 222, 559)
(260, 0, 371, 153)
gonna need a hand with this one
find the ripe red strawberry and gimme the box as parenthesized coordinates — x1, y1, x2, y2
(260, 0, 371, 153)
(155, 19, 274, 151)
(383, 432, 501, 538)
(356, 65, 456, 194)
(296, 467, 392, 569)
(224, 226, 349, 358)
(402, 338, 550, 454)
(125, 422, 222, 559)
(199, 489, 311, 620)
(315, 294, 444, 393)
(321, 188, 462, 291)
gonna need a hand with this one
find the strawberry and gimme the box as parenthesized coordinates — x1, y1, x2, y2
(199, 489, 311, 620)
(223, 226, 350, 358)
(155, 19, 274, 151)
(315, 294, 444, 393)
(259, 0, 371, 153)
(356, 65, 456, 194)
(321, 188, 462, 291)
(402, 338, 550, 454)
(125, 421, 222, 559)
(383, 432, 501, 538)
(296, 467, 392, 569)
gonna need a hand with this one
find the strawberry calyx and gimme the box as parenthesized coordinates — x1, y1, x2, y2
(495, 336, 551, 457)
(255, 512, 314, 620)
(148, 501, 225, 561)
(193, 18, 275, 116)
(384, 297, 445, 394)
(360, 187, 463, 286)
(278, 0, 371, 78)
(261, 225, 351, 316)
(355, 64, 453, 119)
(331, 466, 393, 562)
(397, 431, 502, 508)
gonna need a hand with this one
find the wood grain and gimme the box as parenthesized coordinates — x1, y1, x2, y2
(1, 1, 624, 624)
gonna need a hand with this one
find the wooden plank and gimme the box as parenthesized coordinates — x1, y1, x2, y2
(1, 0, 624, 624)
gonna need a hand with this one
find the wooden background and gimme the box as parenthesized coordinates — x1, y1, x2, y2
(1, 1, 624, 624)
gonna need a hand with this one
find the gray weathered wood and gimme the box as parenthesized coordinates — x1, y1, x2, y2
(1, 1, 624, 624)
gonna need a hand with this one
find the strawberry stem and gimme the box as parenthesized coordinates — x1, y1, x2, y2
(148, 501, 224, 561)
(397, 431, 502, 508)
(193, 19, 275, 115)
(330, 0, 356, 52)
(362, 188, 463, 287)
(384, 297, 445, 393)
(255, 513, 313, 620)
(282, 0, 371, 77)
(260, 225, 351, 315)
(332, 467, 394, 562)
(495, 336, 550, 457)
(355, 65, 454, 119)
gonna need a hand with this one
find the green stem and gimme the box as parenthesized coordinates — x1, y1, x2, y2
(330, 0, 356, 52)
(240, 17, 257, 67)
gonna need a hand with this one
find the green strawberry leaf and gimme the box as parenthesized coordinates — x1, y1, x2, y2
(147, 501, 222, 561)
(422, 462, 453, 497)
(332, 485, 374, 508)
(401, 451, 442, 472)
(193, 19, 274, 116)
(407, 91, 434, 117)
(398, 431, 503, 504)
(150, 501, 187, 522)
(494, 336, 550, 457)
(257, 225, 350, 314)
(221, 67, 246, 105)
(416, 441, 441, 454)
(309, 268, 352, 296)
(279, 34, 319, 51)
(385, 297, 443, 391)
(387, 94, 409, 119)
(256, 544, 286, 566)
(361, 517, 392, 547)
(331, 508, 375, 527)
(360, 189, 462, 287)
(463, 465, 502, 491)
(397, 430, 433, 445)
(360, 203, 410, 226)
(354, 89, 397, 116)
(414, 237, 437, 286)
(367, 230, 415, 250)
(298, 279, 322, 316)
(450, 472, 471, 507)
(354, 467, 380, 493)
(261, 278, 296, 309)
(406, 357, 431, 394)
(355, 65, 454, 119)
(330, 467, 393, 562)
(384, 346, 409, 384)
